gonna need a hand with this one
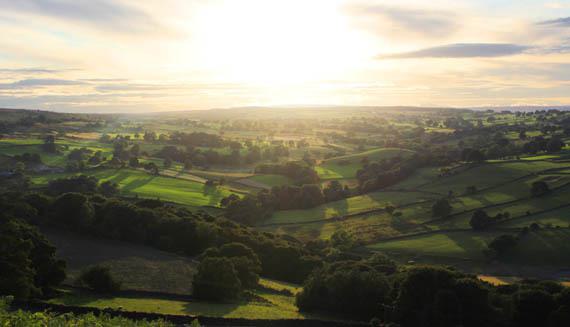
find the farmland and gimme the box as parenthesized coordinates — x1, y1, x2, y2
(3, 106, 570, 325)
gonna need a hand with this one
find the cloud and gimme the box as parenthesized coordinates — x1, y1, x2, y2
(346, 4, 458, 38)
(0, 0, 157, 33)
(0, 68, 65, 74)
(379, 43, 532, 59)
(538, 17, 570, 27)
(0, 78, 85, 89)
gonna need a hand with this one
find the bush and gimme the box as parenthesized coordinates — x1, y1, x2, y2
(192, 257, 242, 301)
(98, 181, 120, 197)
(200, 243, 261, 289)
(77, 266, 121, 293)
(531, 181, 549, 197)
(432, 199, 452, 218)
(0, 216, 66, 300)
(296, 262, 390, 319)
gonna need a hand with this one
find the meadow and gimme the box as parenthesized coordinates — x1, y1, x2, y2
(32, 168, 235, 207)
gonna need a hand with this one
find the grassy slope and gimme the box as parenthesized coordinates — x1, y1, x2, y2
(49, 280, 311, 320)
(246, 174, 293, 188)
(43, 227, 197, 294)
(367, 229, 570, 266)
(262, 160, 570, 244)
(32, 168, 235, 207)
(43, 228, 319, 320)
(419, 161, 566, 194)
(264, 191, 435, 225)
(317, 148, 415, 180)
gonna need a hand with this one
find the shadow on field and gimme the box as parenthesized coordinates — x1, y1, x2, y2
(121, 175, 155, 193)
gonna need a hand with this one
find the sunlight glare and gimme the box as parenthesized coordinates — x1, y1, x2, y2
(191, 0, 373, 84)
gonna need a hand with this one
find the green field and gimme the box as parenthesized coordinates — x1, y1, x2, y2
(367, 229, 570, 266)
(0, 137, 115, 167)
(367, 231, 498, 260)
(43, 226, 319, 320)
(49, 279, 310, 320)
(317, 148, 415, 180)
(246, 174, 293, 188)
(32, 168, 236, 207)
(418, 161, 568, 194)
(43, 228, 197, 294)
(264, 191, 435, 225)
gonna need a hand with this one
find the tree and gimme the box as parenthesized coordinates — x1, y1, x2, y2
(192, 257, 242, 301)
(385, 205, 396, 215)
(323, 180, 346, 202)
(143, 131, 157, 142)
(514, 289, 556, 327)
(77, 266, 120, 293)
(465, 149, 486, 163)
(128, 157, 139, 168)
(98, 181, 119, 197)
(163, 157, 172, 169)
(144, 162, 159, 175)
(51, 193, 94, 229)
(432, 199, 452, 218)
(296, 263, 390, 319)
(47, 175, 98, 194)
(0, 216, 66, 300)
(470, 209, 491, 230)
(531, 181, 549, 197)
(201, 243, 261, 289)
(546, 137, 564, 153)
(42, 135, 57, 153)
(486, 234, 518, 258)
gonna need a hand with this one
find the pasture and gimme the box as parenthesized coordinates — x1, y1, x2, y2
(317, 148, 414, 180)
(366, 229, 570, 267)
(264, 191, 435, 225)
(31, 168, 236, 207)
(42, 227, 197, 294)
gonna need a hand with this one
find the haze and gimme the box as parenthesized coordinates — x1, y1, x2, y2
(1, 0, 570, 112)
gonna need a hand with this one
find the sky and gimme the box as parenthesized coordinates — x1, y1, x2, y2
(1, 0, 570, 112)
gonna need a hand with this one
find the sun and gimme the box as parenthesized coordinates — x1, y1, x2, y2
(189, 0, 373, 85)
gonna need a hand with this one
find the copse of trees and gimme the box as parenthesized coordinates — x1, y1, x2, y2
(296, 260, 391, 319)
(41, 135, 57, 153)
(298, 256, 570, 327)
(77, 265, 121, 293)
(484, 234, 519, 259)
(222, 182, 346, 225)
(432, 199, 452, 218)
(0, 186, 318, 284)
(193, 243, 261, 301)
(531, 181, 550, 197)
(13, 152, 42, 165)
(0, 213, 66, 300)
(469, 209, 510, 230)
(47, 175, 99, 194)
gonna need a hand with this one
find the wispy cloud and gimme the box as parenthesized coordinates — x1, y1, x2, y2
(379, 43, 532, 59)
(0, 68, 66, 74)
(538, 17, 570, 27)
(346, 4, 458, 38)
(0, 0, 158, 33)
(0, 78, 85, 89)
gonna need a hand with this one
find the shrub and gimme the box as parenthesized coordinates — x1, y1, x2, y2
(192, 257, 242, 301)
(531, 181, 549, 197)
(432, 199, 452, 218)
(77, 266, 121, 293)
